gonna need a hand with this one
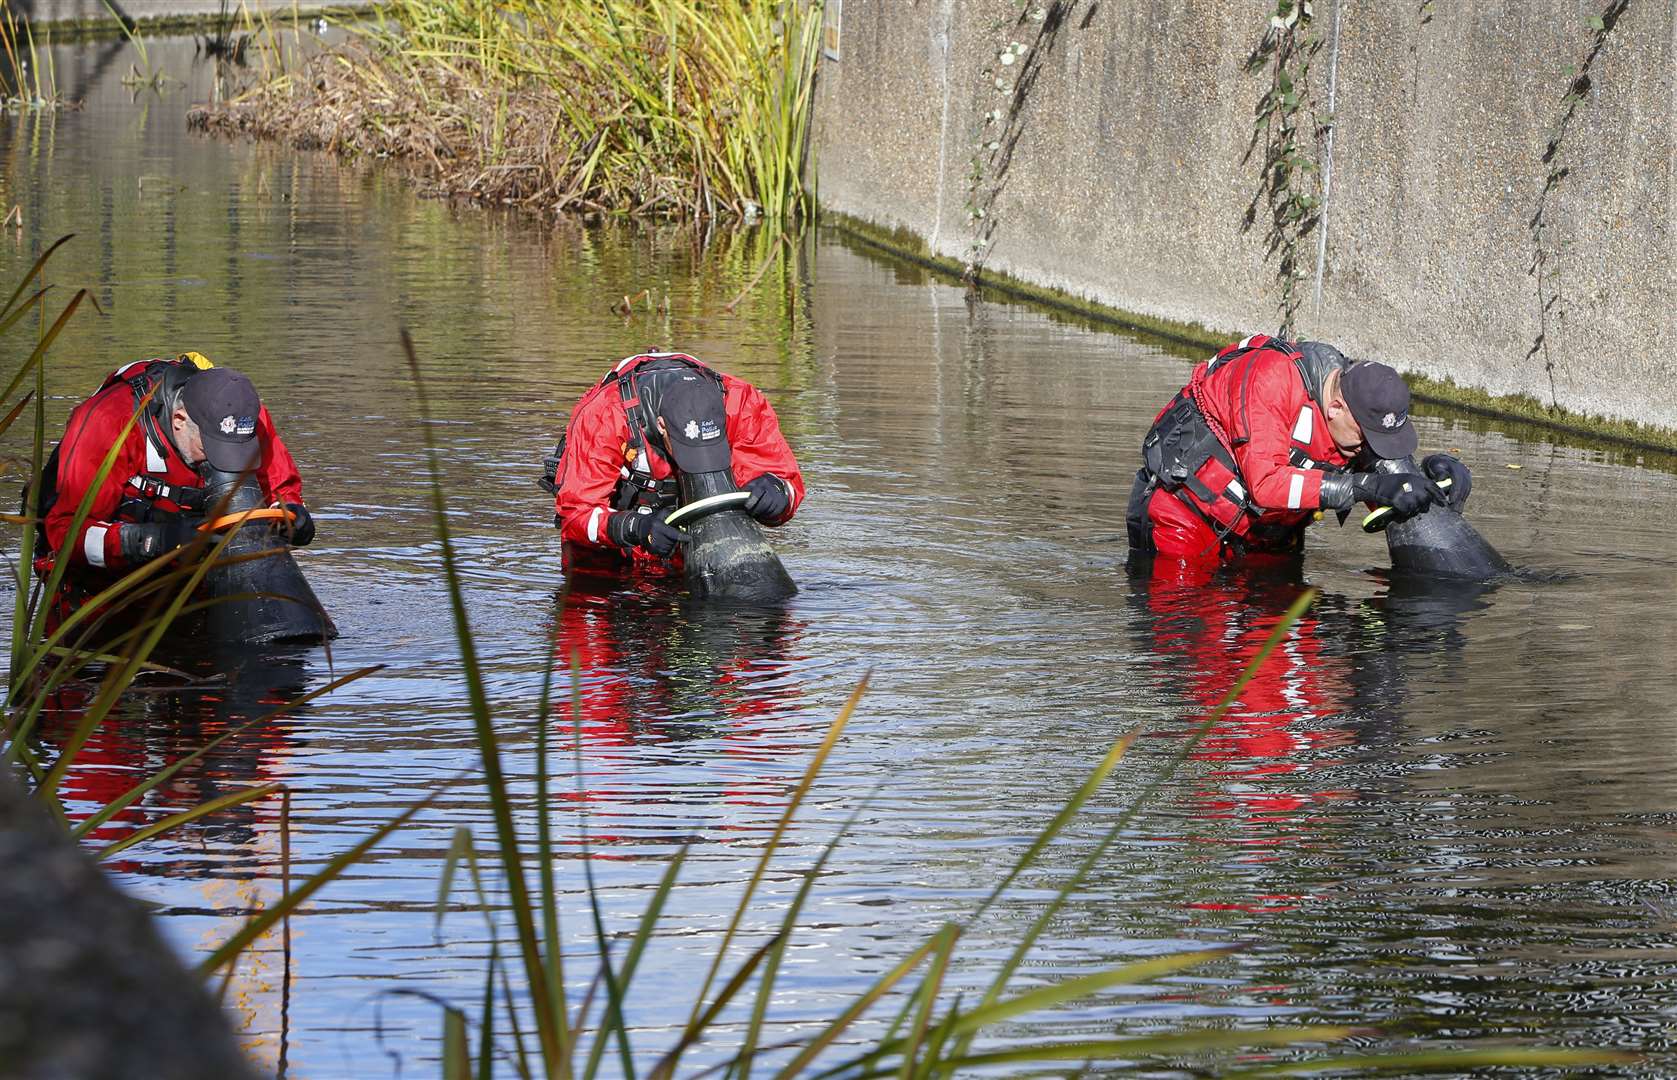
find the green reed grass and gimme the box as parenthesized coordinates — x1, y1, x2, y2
(196, 0, 824, 223)
(0, 2, 60, 109)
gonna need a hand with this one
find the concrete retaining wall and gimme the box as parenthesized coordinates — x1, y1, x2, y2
(813, 0, 1677, 431)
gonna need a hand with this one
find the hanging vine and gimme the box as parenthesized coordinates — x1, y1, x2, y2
(1526, 0, 1630, 411)
(1241, 1, 1325, 336)
(961, 1, 1070, 285)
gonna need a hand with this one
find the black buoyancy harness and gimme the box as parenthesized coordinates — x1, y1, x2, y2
(28, 356, 211, 561)
(1139, 335, 1303, 543)
(539, 353, 726, 513)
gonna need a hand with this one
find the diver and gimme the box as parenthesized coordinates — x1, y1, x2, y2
(1126, 335, 1473, 578)
(34, 354, 316, 629)
(544, 351, 803, 582)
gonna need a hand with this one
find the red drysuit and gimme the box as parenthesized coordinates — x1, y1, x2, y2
(551, 353, 803, 571)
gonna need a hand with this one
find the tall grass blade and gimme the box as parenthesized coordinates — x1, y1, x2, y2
(537, 646, 576, 1078)
(402, 328, 562, 1064)
(35, 523, 240, 799)
(0, 233, 73, 319)
(583, 843, 688, 1079)
(574, 788, 636, 1080)
(478, 939, 498, 1080)
(970, 729, 1136, 921)
(0, 389, 35, 441)
(99, 781, 282, 859)
(444, 1006, 472, 1080)
(70, 664, 383, 840)
(435, 825, 474, 938)
(944, 589, 1319, 1067)
(194, 784, 443, 977)
(896, 925, 960, 1080)
(948, 949, 1239, 1038)
(769, 928, 952, 1080)
(928, 1026, 1357, 1071)
(648, 934, 783, 1080)
(1217, 1048, 1639, 1076)
(735, 794, 875, 1080)
(687, 675, 868, 1026)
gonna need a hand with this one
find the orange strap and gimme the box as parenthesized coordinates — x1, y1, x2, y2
(198, 507, 296, 532)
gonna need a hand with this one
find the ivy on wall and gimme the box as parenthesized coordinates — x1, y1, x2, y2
(1526, 0, 1630, 411)
(1242, 1, 1325, 337)
(962, 1, 1068, 284)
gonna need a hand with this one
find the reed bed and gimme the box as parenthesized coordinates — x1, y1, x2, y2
(0, 2, 63, 110)
(191, 0, 825, 222)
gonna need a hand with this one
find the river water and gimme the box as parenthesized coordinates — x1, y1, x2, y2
(4, 35, 1677, 1078)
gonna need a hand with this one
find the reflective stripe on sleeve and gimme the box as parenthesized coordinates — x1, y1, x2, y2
(1287, 473, 1306, 510)
(586, 507, 605, 543)
(84, 525, 109, 568)
(1291, 407, 1313, 444)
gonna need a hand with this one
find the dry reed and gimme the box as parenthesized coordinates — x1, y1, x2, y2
(189, 0, 824, 223)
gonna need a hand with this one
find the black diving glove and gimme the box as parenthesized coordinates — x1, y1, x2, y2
(275, 502, 315, 546)
(607, 508, 687, 558)
(741, 473, 791, 523)
(1422, 454, 1471, 510)
(1332, 471, 1445, 521)
(118, 519, 196, 565)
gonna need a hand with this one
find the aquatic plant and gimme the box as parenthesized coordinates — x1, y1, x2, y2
(1242, 0, 1325, 336)
(98, 0, 170, 91)
(0, 3, 62, 110)
(191, 0, 825, 224)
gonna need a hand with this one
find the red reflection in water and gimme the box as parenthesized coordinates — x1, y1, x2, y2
(34, 658, 304, 860)
(1138, 558, 1354, 909)
(545, 580, 812, 845)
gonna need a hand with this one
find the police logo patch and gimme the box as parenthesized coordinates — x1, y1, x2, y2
(219, 415, 237, 434)
(1381, 412, 1404, 429)
(684, 420, 700, 439)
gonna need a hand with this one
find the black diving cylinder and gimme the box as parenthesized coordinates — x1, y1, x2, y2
(198, 468, 336, 644)
(677, 469, 797, 601)
(1373, 455, 1508, 580)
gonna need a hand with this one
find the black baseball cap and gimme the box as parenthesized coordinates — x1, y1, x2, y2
(1340, 360, 1418, 459)
(654, 372, 732, 474)
(181, 367, 262, 472)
